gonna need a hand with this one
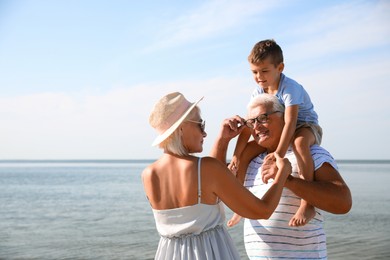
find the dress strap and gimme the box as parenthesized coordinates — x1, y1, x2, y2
(197, 157, 202, 204)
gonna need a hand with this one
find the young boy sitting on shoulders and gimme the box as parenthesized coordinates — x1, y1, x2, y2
(229, 39, 323, 227)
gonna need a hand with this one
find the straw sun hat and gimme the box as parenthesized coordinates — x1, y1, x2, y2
(149, 92, 204, 146)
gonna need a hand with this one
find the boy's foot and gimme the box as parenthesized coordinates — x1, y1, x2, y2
(289, 204, 315, 227)
(227, 213, 242, 227)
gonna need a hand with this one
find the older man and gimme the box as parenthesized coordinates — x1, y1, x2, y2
(212, 93, 352, 259)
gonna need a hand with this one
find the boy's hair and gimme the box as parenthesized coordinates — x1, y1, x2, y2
(248, 39, 284, 66)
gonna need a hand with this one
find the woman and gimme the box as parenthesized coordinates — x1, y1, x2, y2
(142, 92, 292, 260)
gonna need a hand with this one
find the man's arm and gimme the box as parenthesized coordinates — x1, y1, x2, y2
(285, 162, 352, 214)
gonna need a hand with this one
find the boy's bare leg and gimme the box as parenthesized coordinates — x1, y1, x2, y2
(228, 155, 240, 176)
(228, 127, 252, 174)
(235, 140, 266, 184)
(289, 199, 315, 227)
(289, 128, 316, 227)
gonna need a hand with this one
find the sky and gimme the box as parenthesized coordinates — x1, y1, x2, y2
(0, 0, 389, 160)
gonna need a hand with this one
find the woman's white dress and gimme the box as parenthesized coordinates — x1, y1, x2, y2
(151, 157, 240, 260)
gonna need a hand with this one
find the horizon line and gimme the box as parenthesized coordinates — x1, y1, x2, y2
(1, 159, 390, 164)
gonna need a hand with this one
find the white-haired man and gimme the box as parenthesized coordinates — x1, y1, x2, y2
(211, 93, 352, 259)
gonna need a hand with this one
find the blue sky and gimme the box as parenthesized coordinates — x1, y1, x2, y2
(0, 0, 389, 160)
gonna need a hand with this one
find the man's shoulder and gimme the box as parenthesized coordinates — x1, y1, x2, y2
(310, 145, 331, 157)
(310, 145, 338, 170)
(251, 152, 267, 163)
(247, 153, 267, 172)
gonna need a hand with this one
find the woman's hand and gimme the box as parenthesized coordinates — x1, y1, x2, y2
(219, 115, 246, 141)
(275, 155, 292, 181)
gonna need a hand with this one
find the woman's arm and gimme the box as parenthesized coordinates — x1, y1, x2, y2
(209, 116, 244, 163)
(204, 156, 291, 219)
(209, 116, 292, 219)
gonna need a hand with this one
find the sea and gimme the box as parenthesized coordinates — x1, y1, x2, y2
(0, 160, 389, 260)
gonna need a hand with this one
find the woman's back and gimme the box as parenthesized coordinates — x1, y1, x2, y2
(143, 156, 241, 260)
(143, 154, 218, 210)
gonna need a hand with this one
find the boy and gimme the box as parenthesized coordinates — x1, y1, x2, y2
(229, 39, 322, 227)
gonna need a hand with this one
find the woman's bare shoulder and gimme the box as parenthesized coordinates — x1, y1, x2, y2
(141, 161, 159, 179)
(200, 156, 226, 167)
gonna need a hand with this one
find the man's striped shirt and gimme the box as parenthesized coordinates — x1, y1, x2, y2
(243, 145, 338, 259)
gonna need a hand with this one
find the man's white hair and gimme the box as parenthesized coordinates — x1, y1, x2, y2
(247, 94, 285, 115)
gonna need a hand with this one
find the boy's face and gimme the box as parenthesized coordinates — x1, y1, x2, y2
(250, 57, 284, 91)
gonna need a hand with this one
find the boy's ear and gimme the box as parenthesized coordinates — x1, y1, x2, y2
(277, 62, 285, 73)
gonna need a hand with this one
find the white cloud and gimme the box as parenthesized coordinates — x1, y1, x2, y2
(1, 47, 389, 160)
(0, 88, 151, 159)
(2, 44, 390, 160)
(284, 1, 390, 62)
(294, 53, 390, 159)
(145, 0, 281, 51)
(0, 78, 252, 159)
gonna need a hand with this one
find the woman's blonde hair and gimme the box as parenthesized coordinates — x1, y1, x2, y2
(159, 107, 200, 156)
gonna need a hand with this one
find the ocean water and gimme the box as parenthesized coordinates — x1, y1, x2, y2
(0, 160, 389, 259)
